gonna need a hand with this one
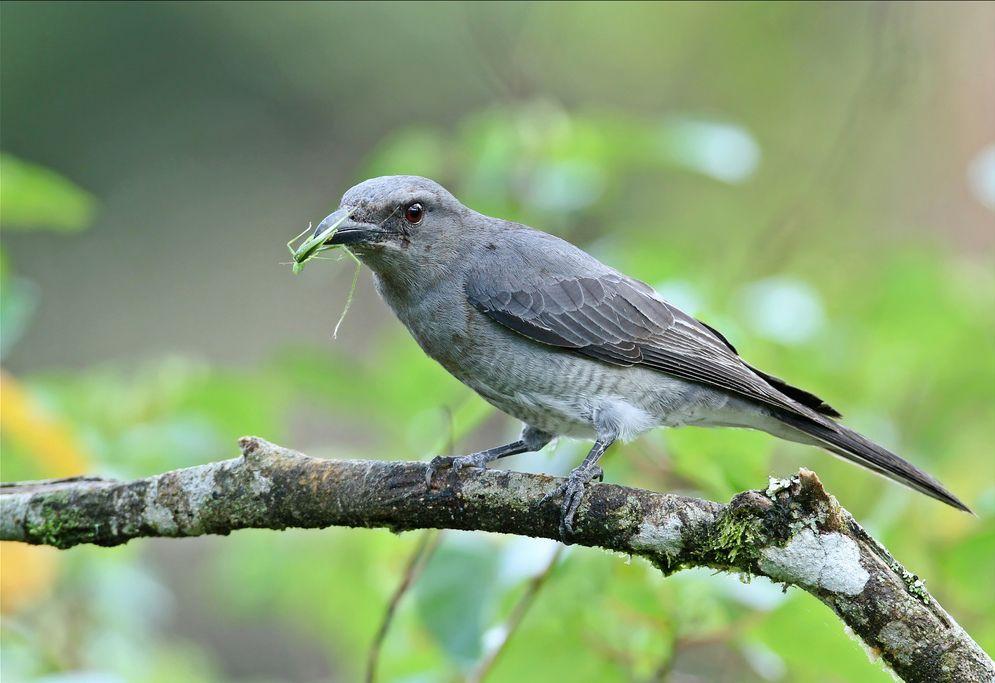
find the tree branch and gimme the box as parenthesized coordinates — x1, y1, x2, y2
(1, 437, 991, 682)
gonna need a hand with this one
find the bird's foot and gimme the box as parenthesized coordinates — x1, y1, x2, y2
(539, 464, 604, 541)
(425, 451, 494, 487)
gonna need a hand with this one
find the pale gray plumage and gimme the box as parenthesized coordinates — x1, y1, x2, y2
(311, 175, 969, 537)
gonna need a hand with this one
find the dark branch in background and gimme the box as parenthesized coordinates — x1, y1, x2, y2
(1, 437, 991, 683)
(366, 529, 442, 683)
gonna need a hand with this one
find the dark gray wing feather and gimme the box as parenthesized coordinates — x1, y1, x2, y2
(466, 270, 839, 418)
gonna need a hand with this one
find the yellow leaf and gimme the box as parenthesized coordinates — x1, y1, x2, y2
(0, 369, 91, 613)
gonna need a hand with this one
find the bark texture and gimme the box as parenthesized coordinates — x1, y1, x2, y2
(1, 437, 991, 682)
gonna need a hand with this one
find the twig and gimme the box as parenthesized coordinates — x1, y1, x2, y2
(468, 545, 564, 683)
(365, 529, 443, 683)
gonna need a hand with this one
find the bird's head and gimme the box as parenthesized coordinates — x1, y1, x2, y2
(311, 176, 476, 280)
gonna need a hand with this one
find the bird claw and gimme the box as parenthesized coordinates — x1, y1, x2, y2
(539, 465, 603, 541)
(424, 452, 492, 487)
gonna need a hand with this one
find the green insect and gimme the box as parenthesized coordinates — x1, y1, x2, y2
(287, 212, 363, 339)
(287, 209, 353, 274)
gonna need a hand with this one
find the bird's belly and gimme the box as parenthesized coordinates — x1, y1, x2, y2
(447, 335, 729, 439)
(397, 301, 747, 439)
(446, 348, 597, 436)
(466, 381, 603, 438)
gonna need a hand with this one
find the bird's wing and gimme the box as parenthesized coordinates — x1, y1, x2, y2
(466, 252, 838, 418)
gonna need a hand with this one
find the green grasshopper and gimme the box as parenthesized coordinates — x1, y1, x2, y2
(287, 209, 354, 274)
(287, 211, 362, 338)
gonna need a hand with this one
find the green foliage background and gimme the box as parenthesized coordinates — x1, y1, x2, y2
(1, 3, 993, 682)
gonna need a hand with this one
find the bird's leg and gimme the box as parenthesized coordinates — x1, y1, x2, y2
(426, 426, 553, 486)
(541, 436, 615, 541)
(427, 440, 528, 485)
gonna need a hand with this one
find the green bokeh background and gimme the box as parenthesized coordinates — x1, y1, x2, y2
(1, 2, 993, 681)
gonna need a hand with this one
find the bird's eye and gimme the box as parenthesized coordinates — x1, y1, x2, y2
(404, 202, 424, 224)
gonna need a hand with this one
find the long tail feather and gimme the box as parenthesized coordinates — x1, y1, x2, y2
(773, 409, 971, 513)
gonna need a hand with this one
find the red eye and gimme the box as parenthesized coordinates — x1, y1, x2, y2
(404, 203, 424, 224)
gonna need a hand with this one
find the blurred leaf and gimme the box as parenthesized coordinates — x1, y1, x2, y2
(0, 153, 95, 231)
(936, 524, 995, 651)
(414, 536, 501, 668)
(0, 370, 91, 633)
(0, 370, 90, 479)
(736, 276, 826, 346)
(662, 428, 774, 500)
(0, 273, 38, 358)
(363, 105, 763, 234)
(659, 118, 761, 184)
(755, 592, 892, 682)
(0, 542, 59, 614)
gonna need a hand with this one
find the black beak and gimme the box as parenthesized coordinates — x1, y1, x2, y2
(314, 208, 383, 246)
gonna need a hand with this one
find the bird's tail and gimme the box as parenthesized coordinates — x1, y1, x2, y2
(772, 409, 971, 513)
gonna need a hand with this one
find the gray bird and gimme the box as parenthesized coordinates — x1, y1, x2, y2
(306, 175, 969, 536)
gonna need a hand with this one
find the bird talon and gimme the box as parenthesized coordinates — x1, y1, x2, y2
(542, 466, 602, 542)
(538, 481, 568, 508)
(425, 453, 493, 487)
(425, 456, 452, 487)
